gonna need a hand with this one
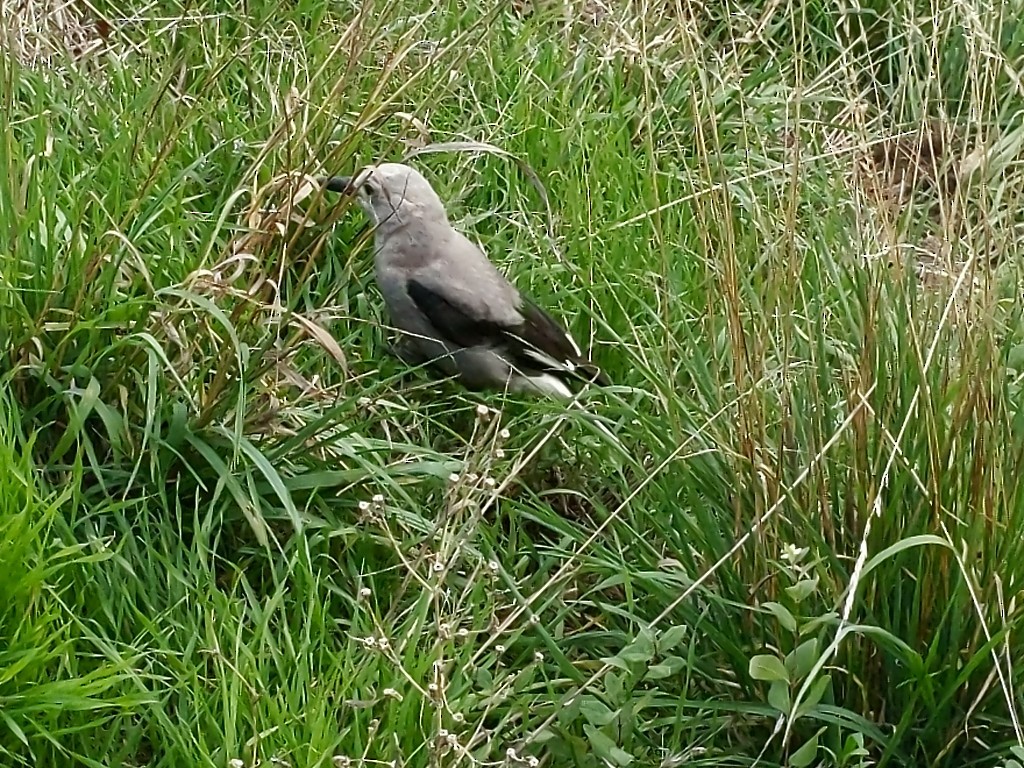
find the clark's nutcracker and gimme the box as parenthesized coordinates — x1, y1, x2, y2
(322, 162, 610, 399)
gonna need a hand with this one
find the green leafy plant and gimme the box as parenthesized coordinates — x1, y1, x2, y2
(1, 0, 1024, 766)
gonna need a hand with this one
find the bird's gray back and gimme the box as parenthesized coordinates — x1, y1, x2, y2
(374, 220, 523, 328)
(370, 220, 529, 390)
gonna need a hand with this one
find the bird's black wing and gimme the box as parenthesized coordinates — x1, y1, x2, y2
(515, 296, 610, 386)
(406, 278, 609, 387)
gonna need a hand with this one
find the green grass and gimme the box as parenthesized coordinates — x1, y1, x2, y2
(2, 0, 1024, 765)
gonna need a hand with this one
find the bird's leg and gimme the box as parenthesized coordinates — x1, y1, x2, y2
(385, 337, 427, 366)
(383, 337, 449, 387)
(385, 336, 465, 389)
(378, 341, 424, 390)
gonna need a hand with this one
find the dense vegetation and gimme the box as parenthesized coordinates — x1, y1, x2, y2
(2, 0, 1024, 766)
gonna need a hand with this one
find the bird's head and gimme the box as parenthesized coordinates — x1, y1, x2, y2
(321, 162, 448, 232)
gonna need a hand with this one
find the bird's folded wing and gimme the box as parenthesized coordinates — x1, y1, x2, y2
(406, 275, 607, 385)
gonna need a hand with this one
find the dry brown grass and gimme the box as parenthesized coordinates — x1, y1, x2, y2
(1, 0, 111, 70)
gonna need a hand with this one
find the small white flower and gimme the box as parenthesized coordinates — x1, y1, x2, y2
(488, 560, 499, 572)
(527, 757, 539, 768)
(534, 651, 544, 662)
(372, 493, 385, 505)
(476, 404, 489, 417)
(358, 500, 371, 512)
(781, 543, 809, 563)
(495, 644, 505, 653)
(358, 587, 371, 599)
(449, 473, 461, 483)
(499, 428, 511, 440)
(229, 760, 245, 768)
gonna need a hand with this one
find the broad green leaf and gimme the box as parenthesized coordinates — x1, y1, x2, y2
(800, 611, 840, 636)
(606, 627, 657, 669)
(762, 601, 798, 633)
(580, 697, 617, 728)
(600, 653, 632, 672)
(475, 667, 493, 689)
(749, 654, 789, 682)
(785, 638, 819, 680)
(645, 655, 687, 680)
(768, 679, 791, 713)
(584, 725, 633, 767)
(785, 577, 819, 604)
(796, 674, 831, 717)
(557, 694, 582, 727)
(605, 671, 623, 704)
(841, 733, 869, 759)
(658, 624, 689, 651)
(790, 730, 820, 767)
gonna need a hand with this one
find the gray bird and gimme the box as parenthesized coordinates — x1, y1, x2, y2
(322, 162, 610, 398)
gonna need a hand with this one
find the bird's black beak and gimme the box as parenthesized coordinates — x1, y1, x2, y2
(320, 176, 354, 195)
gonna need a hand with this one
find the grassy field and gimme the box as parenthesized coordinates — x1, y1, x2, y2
(2, 0, 1024, 766)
